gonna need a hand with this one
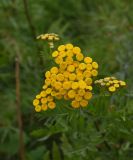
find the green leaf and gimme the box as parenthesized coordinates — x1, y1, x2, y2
(52, 142, 61, 160)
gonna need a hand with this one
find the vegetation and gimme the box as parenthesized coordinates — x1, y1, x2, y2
(0, 0, 133, 160)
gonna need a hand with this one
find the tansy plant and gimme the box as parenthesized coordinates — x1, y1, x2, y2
(33, 33, 126, 112)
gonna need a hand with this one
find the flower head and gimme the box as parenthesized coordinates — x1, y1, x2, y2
(37, 33, 60, 48)
(33, 43, 99, 111)
(95, 76, 126, 92)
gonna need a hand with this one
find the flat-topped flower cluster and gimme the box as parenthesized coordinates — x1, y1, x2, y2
(95, 77, 126, 92)
(33, 43, 99, 112)
(37, 33, 60, 48)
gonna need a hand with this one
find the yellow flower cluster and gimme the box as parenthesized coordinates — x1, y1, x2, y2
(33, 43, 99, 112)
(37, 33, 59, 41)
(94, 77, 126, 92)
(37, 33, 60, 48)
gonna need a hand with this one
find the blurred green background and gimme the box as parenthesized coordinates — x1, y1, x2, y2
(0, 0, 133, 160)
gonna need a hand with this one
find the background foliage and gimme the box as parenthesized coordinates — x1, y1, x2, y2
(0, 0, 133, 159)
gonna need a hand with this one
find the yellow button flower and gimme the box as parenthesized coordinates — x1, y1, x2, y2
(85, 78, 92, 85)
(50, 67, 59, 74)
(58, 45, 65, 51)
(72, 82, 79, 89)
(48, 102, 56, 109)
(46, 88, 52, 94)
(86, 64, 92, 70)
(54, 82, 62, 90)
(43, 84, 48, 89)
(45, 79, 51, 86)
(66, 50, 74, 57)
(35, 105, 42, 112)
(92, 62, 98, 69)
(108, 86, 116, 92)
(59, 68, 65, 73)
(59, 88, 67, 95)
(68, 90, 76, 99)
(51, 74, 57, 80)
(41, 104, 48, 111)
(36, 94, 41, 99)
(40, 91, 47, 97)
(91, 69, 98, 76)
(45, 71, 51, 78)
(120, 81, 126, 86)
(78, 89, 85, 96)
(41, 98, 47, 104)
(80, 99, 88, 107)
(60, 62, 67, 70)
(73, 61, 79, 68)
(109, 81, 114, 84)
(47, 95, 54, 101)
(67, 65, 75, 72)
(79, 80, 87, 89)
(69, 73, 76, 81)
(83, 70, 91, 78)
(84, 57, 92, 63)
(86, 86, 93, 91)
(63, 71, 70, 78)
(75, 94, 83, 101)
(66, 43, 73, 50)
(73, 47, 81, 54)
(52, 51, 59, 58)
(63, 81, 71, 90)
(51, 91, 57, 96)
(51, 80, 56, 87)
(71, 100, 80, 108)
(76, 72, 84, 80)
(55, 57, 63, 64)
(104, 77, 111, 81)
(33, 99, 39, 106)
(76, 68, 83, 74)
(66, 57, 73, 65)
(59, 51, 67, 58)
(113, 80, 119, 84)
(76, 53, 84, 61)
(106, 82, 110, 86)
(84, 92, 92, 100)
(56, 73, 64, 81)
(114, 83, 119, 88)
(79, 63, 86, 70)
(55, 94, 62, 100)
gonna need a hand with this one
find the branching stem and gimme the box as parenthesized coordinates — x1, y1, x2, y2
(15, 53, 25, 160)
